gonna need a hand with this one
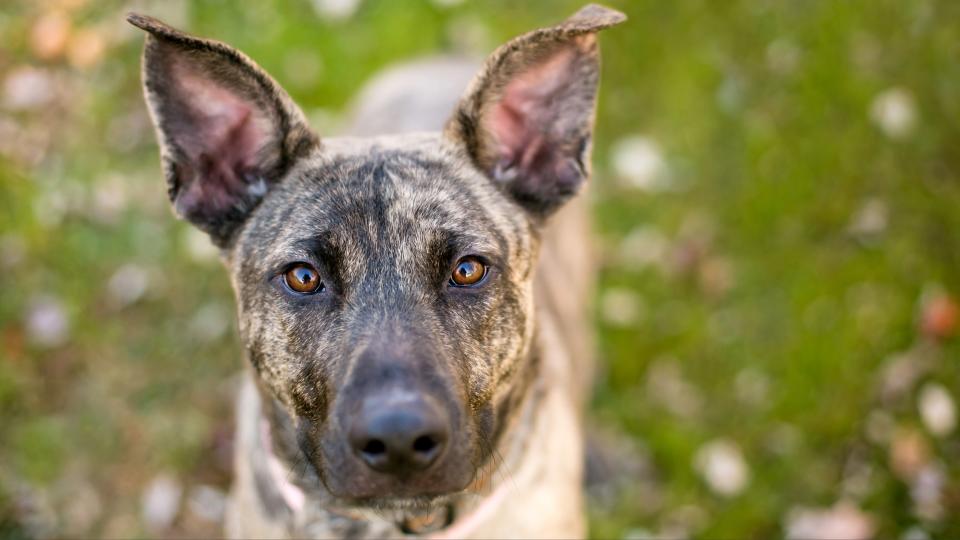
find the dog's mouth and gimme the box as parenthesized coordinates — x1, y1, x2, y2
(308, 447, 476, 502)
(265, 386, 488, 534)
(302, 446, 473, 525)
(357, 499, 455, 535)
(272, 445, 461, 534)
(398, 504, 455, 535)
(303, 427, 479, 506)
(326, 494, 456, 535)
(345, 492, 455, 511)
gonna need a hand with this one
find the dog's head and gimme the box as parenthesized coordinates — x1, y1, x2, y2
(130, 5, 623, 509)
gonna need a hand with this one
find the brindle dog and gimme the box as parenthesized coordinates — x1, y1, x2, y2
(129, 5, 624, 538)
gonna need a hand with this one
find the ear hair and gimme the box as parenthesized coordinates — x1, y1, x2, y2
(445, 4, 625, 217)
(128, 13, 318, 246)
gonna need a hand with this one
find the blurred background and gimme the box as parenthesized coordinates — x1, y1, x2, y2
(1, 0, 960, 538)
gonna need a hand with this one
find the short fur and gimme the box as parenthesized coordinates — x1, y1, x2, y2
(130, 5, 624, 538)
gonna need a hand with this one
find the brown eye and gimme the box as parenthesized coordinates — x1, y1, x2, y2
(450, 257, 487, 287)
(284, 263, 323, 294)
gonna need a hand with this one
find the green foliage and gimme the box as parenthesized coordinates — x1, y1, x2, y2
(1, 0, 959, 537)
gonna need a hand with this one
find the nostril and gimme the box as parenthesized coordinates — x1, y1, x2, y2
(348, 395, 451, 473)
(412, 435, 437, 454)
(362, 439, 386, 456)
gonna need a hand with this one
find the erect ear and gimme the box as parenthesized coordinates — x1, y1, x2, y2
(445, 4, 625, 217)
(127, 13, 319, 246)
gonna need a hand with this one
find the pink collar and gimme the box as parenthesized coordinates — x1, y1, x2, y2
(262, 420, 306, 513)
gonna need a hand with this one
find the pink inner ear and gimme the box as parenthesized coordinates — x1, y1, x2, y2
(169, 60, 272, 214)
(489, 45, 578, 174)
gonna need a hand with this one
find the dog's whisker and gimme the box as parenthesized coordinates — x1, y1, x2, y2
(487, 444, 520, 495)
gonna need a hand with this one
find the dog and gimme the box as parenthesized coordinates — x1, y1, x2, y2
(128, 4, 624, 538)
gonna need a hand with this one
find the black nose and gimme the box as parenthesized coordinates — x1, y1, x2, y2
(348, 395, 450, 475)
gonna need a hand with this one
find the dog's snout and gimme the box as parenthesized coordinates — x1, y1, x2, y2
(348, 395, 449, 475)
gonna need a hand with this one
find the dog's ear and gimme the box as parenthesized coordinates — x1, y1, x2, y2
(445, 4, 625, 217)
(128, 13, 319, 246)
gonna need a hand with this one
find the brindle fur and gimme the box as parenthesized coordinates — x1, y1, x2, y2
(130, 5, 624, 538)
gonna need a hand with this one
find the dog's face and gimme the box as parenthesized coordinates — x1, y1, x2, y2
(233, 141, 538, 502)
(130, 5, 623, 508)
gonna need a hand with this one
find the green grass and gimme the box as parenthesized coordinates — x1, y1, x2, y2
(1, 0, 959, 537)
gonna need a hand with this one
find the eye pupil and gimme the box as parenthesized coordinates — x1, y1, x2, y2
(295, 268, 312, 284)
(451, 257, 486, 287)
(284, 264, 322, 294)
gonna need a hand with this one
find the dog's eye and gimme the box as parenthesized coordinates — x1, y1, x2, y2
(284, 263, 323, 294)
(450, 257, 487, 287)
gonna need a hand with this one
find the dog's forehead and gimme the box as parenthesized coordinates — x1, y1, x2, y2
(237, 134, 532, 272)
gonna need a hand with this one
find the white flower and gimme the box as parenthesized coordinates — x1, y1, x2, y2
(25, 295, 70, 348)
(910, 463, 945, 521)
(611, 136, 668, 191)
(902, 526, 931, 540)
(107, 264, 150, 308)
(311, 0, 362, 20)
(646, 359, 703, 419)
(90, 174, 130, 225)
(141, 473, 182, 532)
(618, 226, 668, 271)
(3, 66, 55, 111)
(785, 501, 875, 540)
(694, 439, 749, 496)
(191, 302, 231, 343)
(183, 227, 219, 264)
(918, 383, 956, 437)
(600, 288, 643, 327)
(870, 88, 916, 139)
(847, 198, 888, 238)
